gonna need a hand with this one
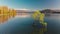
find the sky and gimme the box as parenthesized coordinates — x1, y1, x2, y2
(0, 0, 60, 10)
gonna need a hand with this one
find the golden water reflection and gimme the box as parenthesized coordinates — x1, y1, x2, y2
(0, 6, 16, 23)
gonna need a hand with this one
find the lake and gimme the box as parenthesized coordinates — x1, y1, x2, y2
(45, 14, 60, 34)
(0, 14, 60, 34)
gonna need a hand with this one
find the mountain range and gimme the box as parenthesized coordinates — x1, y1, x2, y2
(16, 9, 60, 14)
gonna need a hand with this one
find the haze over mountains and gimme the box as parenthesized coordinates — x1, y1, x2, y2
(41, 9, 60, 13)
(16, 9, 60, 14)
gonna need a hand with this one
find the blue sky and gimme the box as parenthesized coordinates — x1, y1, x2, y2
(0, 0, 60, 10)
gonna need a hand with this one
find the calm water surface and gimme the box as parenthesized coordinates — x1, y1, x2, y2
(45, 14, 60, 34)
(0, 16, 34, 34)
(0, 14, 60, 34)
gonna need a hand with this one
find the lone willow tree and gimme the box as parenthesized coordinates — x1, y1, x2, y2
(32, 10, 47, 34)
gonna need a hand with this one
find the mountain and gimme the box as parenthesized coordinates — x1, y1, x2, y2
(16, 9, 60, 14)
(41, 9, 60, 14)
(16, 10, 34, 13)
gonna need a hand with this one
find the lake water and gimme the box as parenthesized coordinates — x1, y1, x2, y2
(45, 14, 60, 34)
(0, 15, 35, 34)
(0, 14, 60, 34)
